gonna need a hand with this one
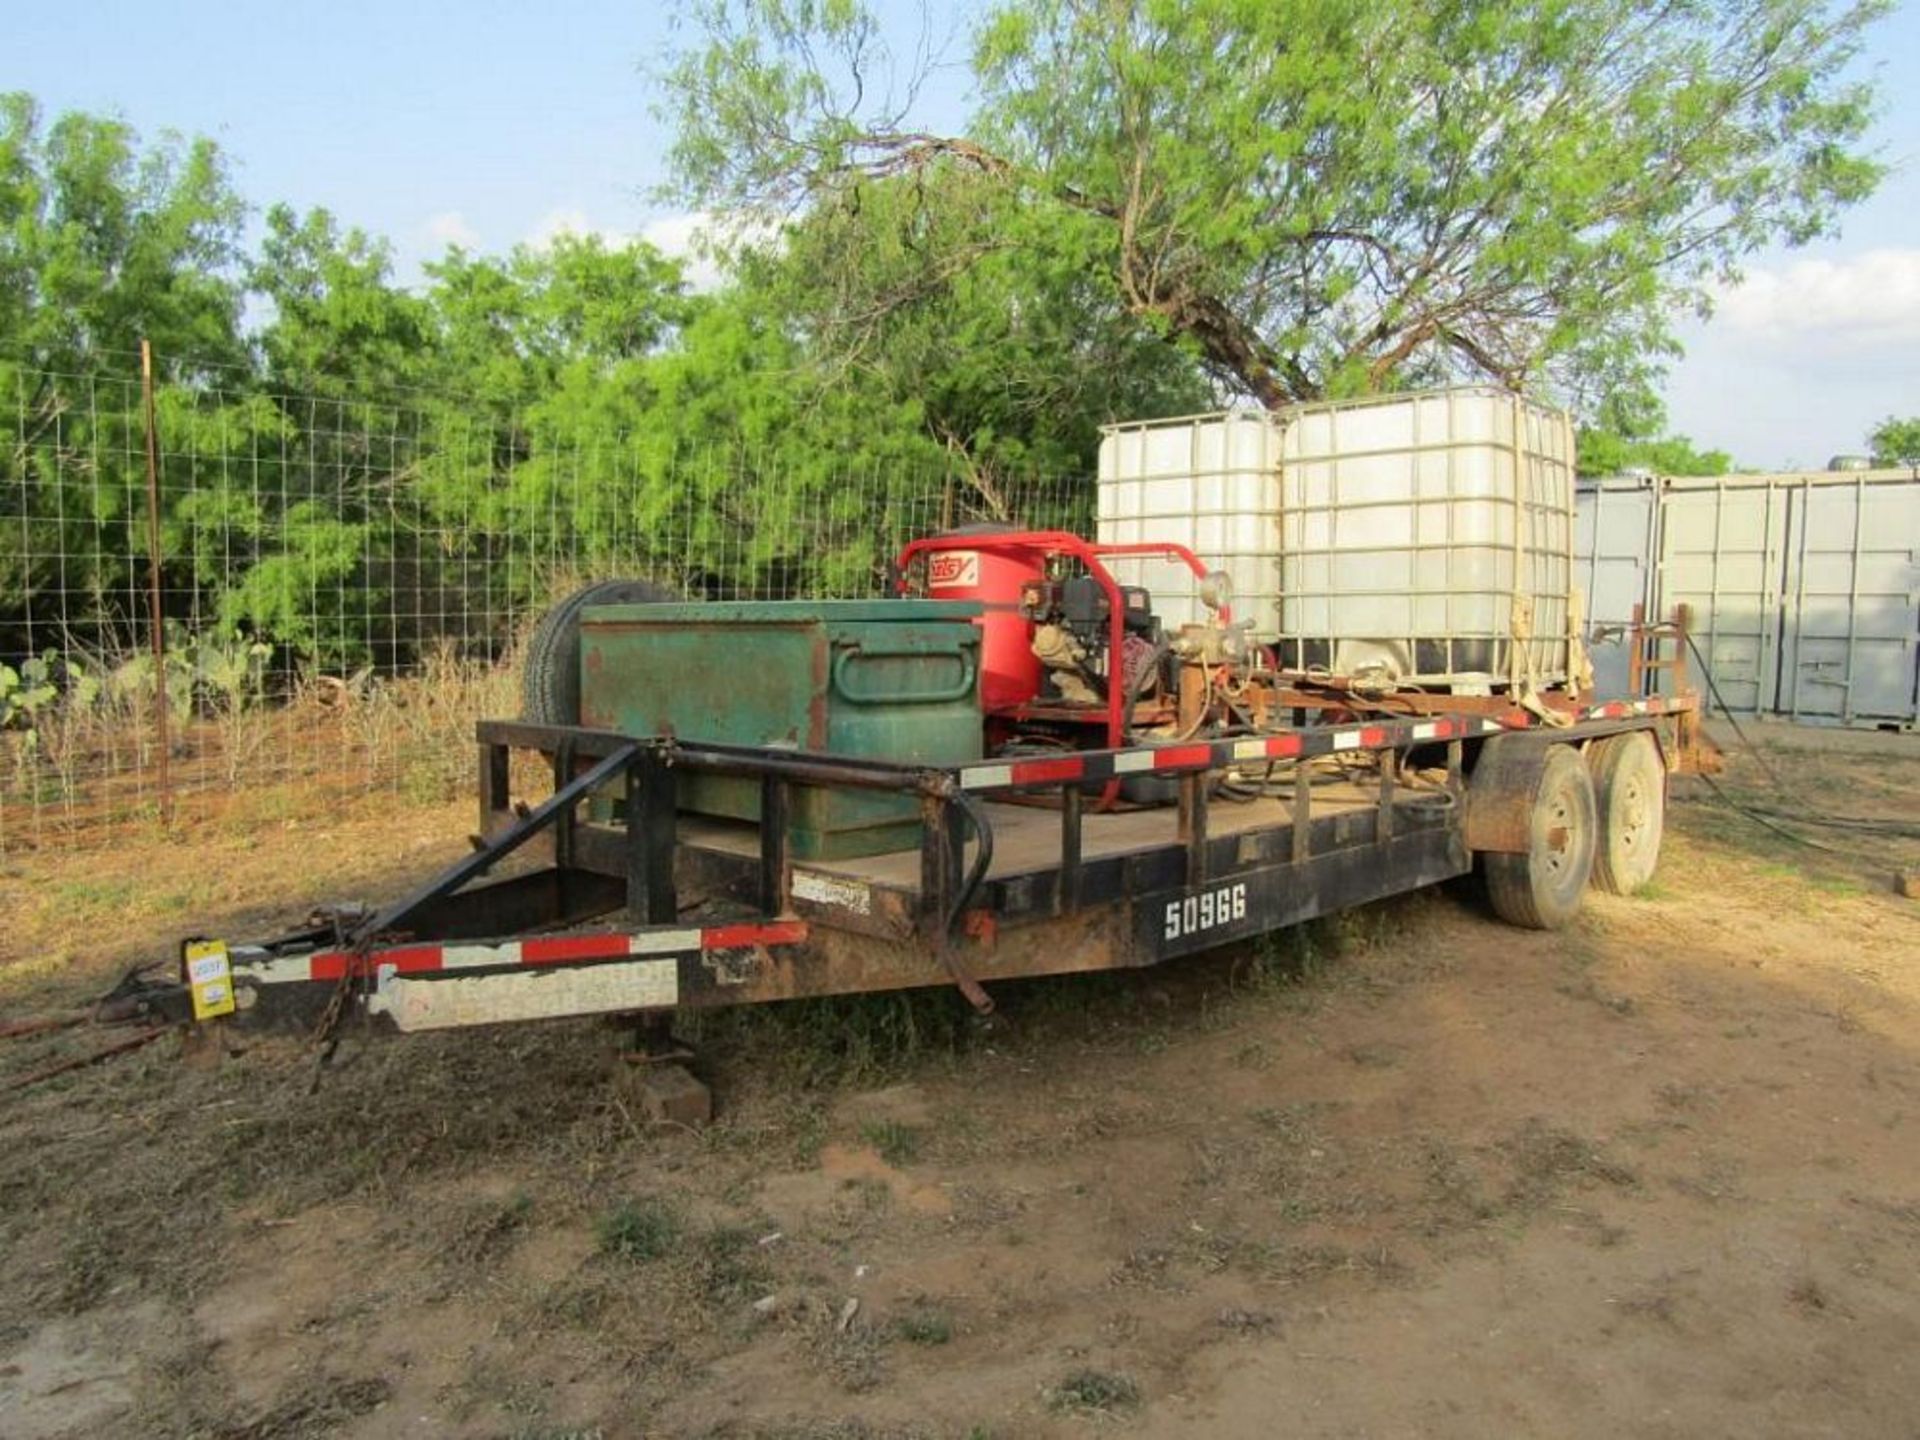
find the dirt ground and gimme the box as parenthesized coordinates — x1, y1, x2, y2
(1, 722, 1917, 1439)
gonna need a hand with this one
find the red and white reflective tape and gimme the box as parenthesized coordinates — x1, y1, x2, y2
(955, 697, 1684, 792)
(234, 919, 808, 986)
(1231, 734, 1306, 762)
(1407, 718, 1485, 742)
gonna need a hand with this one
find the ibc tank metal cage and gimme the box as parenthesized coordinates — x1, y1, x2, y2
(1097, 387, 1579, 693)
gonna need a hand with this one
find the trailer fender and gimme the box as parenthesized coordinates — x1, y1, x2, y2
(1464, 734, 1567, 855)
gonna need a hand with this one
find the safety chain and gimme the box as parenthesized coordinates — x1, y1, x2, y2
(307, 910, 367, 1091)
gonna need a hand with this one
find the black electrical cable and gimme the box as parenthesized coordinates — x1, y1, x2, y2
(1684, 633, 1793, 794)
(1734, 807, 1920, 836)
(1680, 636, 1920, 844)
(1695, 773, 1839, 853)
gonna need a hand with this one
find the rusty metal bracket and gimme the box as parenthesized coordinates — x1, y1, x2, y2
(0, 1014, 88, 1042)
(346, 741, 642, 952)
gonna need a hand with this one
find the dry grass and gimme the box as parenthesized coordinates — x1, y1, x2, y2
(0, 725, 1913, 1435)
(1047, 1369, 1141, 1415)
(0, 579, 569, 854)
(0, 1025, 626, 1328)
(1673, 723, 1920, 881)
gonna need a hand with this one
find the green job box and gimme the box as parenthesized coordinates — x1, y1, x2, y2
(578, 599, 984, 859)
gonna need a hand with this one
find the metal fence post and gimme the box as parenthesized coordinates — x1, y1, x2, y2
(139, 340, 173, 824)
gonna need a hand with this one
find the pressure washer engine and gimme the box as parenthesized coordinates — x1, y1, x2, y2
(1026, 573, 1161, 709)
(895, 530, 1262, 795)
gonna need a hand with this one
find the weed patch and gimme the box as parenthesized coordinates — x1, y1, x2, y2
(858, 1119, 922, 1167)
(221, 1373, 392, 1439)
(692, 1224, 772, 1306)
(892, 1302, 954, 1345)
(442, 1190, 535, 1269)
(596, 1197, 682, 1262)
(687, 991, 971, 1087)
(1500, 1120, 1639, 1209)
(1049, 1368, 1140, 1415)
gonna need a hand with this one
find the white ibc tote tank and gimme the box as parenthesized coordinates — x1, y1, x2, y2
(1096, 386, 1580, 694)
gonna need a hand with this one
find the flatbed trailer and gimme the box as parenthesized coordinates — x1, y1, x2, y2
(130, 690, 1706, 1085)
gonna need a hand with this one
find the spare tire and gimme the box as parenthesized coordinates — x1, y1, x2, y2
(521, 578, 681, 725)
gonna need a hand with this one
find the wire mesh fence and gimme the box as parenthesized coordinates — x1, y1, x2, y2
(1, 355, 1090, 849)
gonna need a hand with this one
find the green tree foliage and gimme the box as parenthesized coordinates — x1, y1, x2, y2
(1, 93, 251, 639)
(1576, 430, 1734, 479)
(661, 0, 1887, 409)
(0, 93, 247, 373)
(253, 205, 434, 395)
(5, 92, 1174, 673)
(1576, 392, 1733, 477)
(759, 165, 1208, 490)
(425, 233, 693, 415)
(1868, 416, 1920, 466)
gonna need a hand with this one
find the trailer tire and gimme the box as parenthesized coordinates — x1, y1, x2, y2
(1587, 731, 1665, 895)
(521, 579, 680, 725)
(1484, 744, 1597, 930)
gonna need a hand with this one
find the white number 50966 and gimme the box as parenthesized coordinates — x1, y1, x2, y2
(1164, 882, 1249, 941)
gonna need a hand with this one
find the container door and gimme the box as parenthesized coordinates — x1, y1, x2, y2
(1778, 478, 1920, 726)
(1655, 480, 1787, 712)
(1574, 480, 1657, 698)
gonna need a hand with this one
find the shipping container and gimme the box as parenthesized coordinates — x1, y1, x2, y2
(1572, 475, 1659, 699)
(1655, 478, 1790, 715)
(1662, 473, 1919, 727)
(1574, 470, 1919, 729)
(1778, 476, 1919, 724)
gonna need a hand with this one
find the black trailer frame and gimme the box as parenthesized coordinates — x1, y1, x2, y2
(138, 693, 1700, 1041)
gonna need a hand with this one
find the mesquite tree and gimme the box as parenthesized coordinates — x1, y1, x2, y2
(660, 0, 1888, 408)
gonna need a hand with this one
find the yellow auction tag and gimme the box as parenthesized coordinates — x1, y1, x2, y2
(184, 940, 237, 1021)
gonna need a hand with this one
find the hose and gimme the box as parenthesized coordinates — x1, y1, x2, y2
(947, 789, 996, 931)
(1684, 634, 1792, 794)
(1679, 635, 1920, 845)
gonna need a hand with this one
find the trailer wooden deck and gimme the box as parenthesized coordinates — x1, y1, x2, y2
(676, 780, 1398, 897)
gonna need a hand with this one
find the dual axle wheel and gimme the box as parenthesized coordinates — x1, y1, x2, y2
(1477, 731, 1666, 930)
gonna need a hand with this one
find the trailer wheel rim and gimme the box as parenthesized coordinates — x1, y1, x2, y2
(1479, 739, 1599, 929)
(1543, 794, 1574, 877)
(1530, 749, 1596, 909)
(1590, 732, 1665, 895)
(1617, 770, 1651, 856)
